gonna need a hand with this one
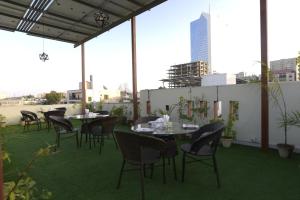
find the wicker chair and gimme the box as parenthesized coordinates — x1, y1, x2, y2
(43, 110, 66, 131)
(181, 121, 225, 188)
(20, 110, 42, 131)
(49, 115, 79, 150)
(115, 130, 168, 200)
(84, 116, 118, 153)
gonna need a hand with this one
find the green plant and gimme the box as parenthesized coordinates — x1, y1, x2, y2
(110, 105, 126, 117)
(223, 114, 236, 139)
(1, 131, 53, 200)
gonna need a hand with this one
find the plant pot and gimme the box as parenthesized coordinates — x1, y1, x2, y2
(277, 143, 294, 158)
(221, 137, 233, 148)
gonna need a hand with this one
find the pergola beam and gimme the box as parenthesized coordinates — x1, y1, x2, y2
(81, 43, 87, 114)
(131, 17, 138, 121)
(260, 0, 269, 150)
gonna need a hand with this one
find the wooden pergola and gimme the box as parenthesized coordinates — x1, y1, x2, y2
(0, 0, 269, 198)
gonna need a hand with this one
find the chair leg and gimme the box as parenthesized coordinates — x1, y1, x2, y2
(99, 134, 104, 154)
(150, 164, 154, 179)
(172, 157, 177, 180)
(112, 132, 119, 149)
(212, 155, 221, 188)
(117, 160, 126, 189)
(80, 133, 83, 147)
(140, 163, 145, 200)
(57, 133, 60, 148)
(162, 156, 166, 184)
(181, 152, 186, 182)
(76, 133, 79, 148)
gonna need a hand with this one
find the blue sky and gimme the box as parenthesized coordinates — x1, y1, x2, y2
(0, 0, 299, 97)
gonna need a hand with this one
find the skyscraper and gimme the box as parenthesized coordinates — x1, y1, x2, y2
(190, 13, 211, 73)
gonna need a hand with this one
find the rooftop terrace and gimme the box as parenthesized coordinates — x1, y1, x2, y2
(2, 124, 300, 200)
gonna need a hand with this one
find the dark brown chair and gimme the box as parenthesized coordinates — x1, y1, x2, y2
(43, 110, 65, 131)
(181, 121, 225, 188)
(55, 107, 67, 112)
(85, 116, 118, 153)
(115, 130, 167, 200)
(49, 115, 79, 150)
(94, 110, 109, 115)
(20, 110, 42, 131)
(135, 116, 178, 181)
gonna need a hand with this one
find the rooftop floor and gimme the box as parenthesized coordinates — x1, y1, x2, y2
(2, 124, 300, 200)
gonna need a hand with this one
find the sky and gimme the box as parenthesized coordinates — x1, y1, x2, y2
(0, 0, 300, 97)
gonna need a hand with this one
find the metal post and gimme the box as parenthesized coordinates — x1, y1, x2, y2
(131, 17, 138, 121)
(260, 0, 269, 150)
(81, 43, 86, 114)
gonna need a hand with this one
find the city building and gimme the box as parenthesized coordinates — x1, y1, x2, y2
(270, 58, 298, 82)
(201, 73, 236, 86)
(235, 72, 260, 84)
(67, 75, 101, 104)
(190, 12, 211, 73)
(161, 61, 208, 88)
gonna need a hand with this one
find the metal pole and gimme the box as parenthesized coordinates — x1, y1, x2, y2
(81, 43, 87, 114)
(131, 17, 138, 121)
(260, 0, 269, 150)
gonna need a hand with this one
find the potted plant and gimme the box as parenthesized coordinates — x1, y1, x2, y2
(221, 114, 236, 148)
(110, 105, 127, 125)
(0, 114, 6, 128)
(269, 79, 295, 158)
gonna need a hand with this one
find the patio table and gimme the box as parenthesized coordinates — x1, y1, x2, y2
(66, 113, 110, 148)
(132, 121, 199, 136)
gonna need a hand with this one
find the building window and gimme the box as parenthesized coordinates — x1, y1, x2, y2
(104, 95, 109, 100)
(229, 101, 239, 120)
(88, 97, 92, 102)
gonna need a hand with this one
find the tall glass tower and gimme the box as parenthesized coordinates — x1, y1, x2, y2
(190, 13, 211, 73)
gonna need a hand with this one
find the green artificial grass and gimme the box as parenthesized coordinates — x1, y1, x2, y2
(2, 124, 300, 200)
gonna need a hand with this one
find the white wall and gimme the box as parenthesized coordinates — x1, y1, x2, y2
(140, 82, 300, 151)
(0, 104, 81, 125)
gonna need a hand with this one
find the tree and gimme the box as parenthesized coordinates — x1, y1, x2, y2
(45, 91, 62, 104)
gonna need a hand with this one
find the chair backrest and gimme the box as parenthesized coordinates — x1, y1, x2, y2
(191, 121, 224, 141)
(94, 110, 109, 115)
(55, 107, 67, 112)
(114, 130, 166, 163)
(44, 110, 65, 122)
(87, 116, 118, 135)
(49, 115, 73, 133)
(20, 110, 38, 121)
(135, 116, 159, 125)
(190, 122, 225, 154)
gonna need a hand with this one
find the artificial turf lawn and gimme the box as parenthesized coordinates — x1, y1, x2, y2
(2, 124, 300, 200)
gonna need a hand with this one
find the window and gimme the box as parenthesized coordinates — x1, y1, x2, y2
(229, 101, 239, 120)
(104, 95, 109, 100)
(88, 97, 92, 102)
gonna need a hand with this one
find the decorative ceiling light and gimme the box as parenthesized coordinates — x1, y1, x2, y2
(39, 25, 49, 62)
(94, 9, 109, 28)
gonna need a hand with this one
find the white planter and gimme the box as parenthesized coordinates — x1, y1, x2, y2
(277, 143, 294, 158)
(221, 137, 233, 148)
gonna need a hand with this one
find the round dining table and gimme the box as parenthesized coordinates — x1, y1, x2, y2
(132, 121, 199, 136)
